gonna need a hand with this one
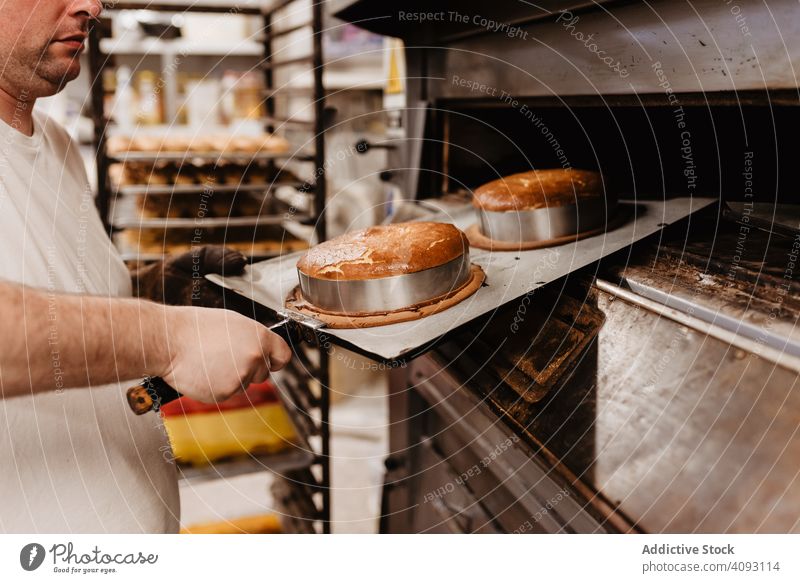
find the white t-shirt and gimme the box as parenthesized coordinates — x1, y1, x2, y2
(0, 109, 179, 533)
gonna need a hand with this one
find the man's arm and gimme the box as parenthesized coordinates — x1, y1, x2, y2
(0, 281, 291, 401)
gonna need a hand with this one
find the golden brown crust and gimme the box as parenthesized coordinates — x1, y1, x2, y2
(472, 169, 605, 212)
(297, 222, 469, 281)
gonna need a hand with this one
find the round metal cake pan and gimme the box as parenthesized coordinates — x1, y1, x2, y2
(297, 252, 472, 314)
(477, 198, 615, 243)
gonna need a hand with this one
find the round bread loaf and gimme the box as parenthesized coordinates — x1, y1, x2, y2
(472, 168, 605, 212)
(297, 222, 468, 281)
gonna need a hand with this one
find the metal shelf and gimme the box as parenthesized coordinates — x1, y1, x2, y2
(100, 37, 263, 57)
(109, 150, 314, 163)
(262, 115, 315, 127)
(110, 190, 311, 229)
(265, 70, 385, 91)
(112, 214, 311, 229)
(263, 0, 297, 16)
(177, 446, 316, 485)
(262, 55, 314, 70)
(101, 1, 262, 15)
(113, 181, 309, 196)
(263, 87, 315, 97)
(119, 248, 285, 262)
(265, 21, 311, 40)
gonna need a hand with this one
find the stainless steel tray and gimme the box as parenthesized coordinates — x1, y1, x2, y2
(297, 252, 472, 313)
(208, 197, 715, 361)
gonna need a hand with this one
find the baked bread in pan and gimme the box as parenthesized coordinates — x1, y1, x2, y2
(297, 222, 469, 281)
(472, 168, 606, 212)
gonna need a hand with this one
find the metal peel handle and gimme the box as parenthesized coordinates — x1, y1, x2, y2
(125, 314, 319, 415)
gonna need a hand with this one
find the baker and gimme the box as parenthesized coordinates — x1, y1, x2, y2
(0, 0, 291, 533)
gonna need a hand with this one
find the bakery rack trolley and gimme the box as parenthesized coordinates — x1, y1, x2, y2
(260, 0, 332, 535)
(87, 0, 331, 533)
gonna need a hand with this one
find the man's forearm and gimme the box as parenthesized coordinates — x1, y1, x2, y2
(0, 281, 174, 397)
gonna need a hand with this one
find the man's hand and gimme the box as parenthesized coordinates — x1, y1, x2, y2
(159, 306, 291, 403)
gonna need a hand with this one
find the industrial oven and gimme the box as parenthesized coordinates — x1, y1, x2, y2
(328, 0, 800, 533)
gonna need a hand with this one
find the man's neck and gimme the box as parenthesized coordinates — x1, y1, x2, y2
(0, 84, 35, 137)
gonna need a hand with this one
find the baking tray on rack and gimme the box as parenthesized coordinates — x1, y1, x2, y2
(207, 197, 715, 362)
(108, 151, 315, 163)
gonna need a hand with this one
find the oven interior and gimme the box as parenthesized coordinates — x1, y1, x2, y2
(417, 98, 797, 204)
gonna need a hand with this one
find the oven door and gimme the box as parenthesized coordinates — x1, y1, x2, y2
(392, 355, 611, 534)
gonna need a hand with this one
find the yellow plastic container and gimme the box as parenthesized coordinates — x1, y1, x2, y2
(163, 401, 296, 466)
(181, 513, 282, 534)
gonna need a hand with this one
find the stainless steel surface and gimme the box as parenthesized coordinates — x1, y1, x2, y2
(297, 253, 471, 314)
(431, 0, 800, 98)
(268, 310, 327, 345)
(726, 202, 800, 237)
(411, 355, 609, 533)
(606, 278, 800, 372)
(207, 197, 715, 361)
(477, 198, 613, 242)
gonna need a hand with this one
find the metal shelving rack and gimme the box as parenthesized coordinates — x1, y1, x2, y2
(88, 1, 322, 261)
(88, 0, 331, 534)
(262, 0, 331, 534)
